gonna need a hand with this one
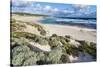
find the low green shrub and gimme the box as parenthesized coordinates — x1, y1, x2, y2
(49, 37, 61, 48)
(40, 30, 46, 36)
(65, 35, 71, 39)
(32, 23, 47, 36)
(47, 47, 63, 64)
(12, 45, 40, 66)
(11, 19, 26, 32)
(60, 54, 69, 63)
(78, 41, 96, 59)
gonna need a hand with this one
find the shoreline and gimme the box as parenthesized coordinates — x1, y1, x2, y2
(42, 23, 96, 31)
(41, 24, 96, 43)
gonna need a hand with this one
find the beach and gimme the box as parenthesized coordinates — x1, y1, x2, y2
(43, 24, 96, 43)
(12, 14, 96, 43)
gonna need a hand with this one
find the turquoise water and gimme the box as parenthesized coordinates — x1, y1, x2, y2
(41, 17, 96, 29)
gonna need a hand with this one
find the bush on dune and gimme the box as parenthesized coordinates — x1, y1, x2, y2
(12, 32, 48, 46)
(48, 34, 78, 57)
(11, 20, 26, 32)
(12, 46, 33, 66)
(33, 35, 48, 45)
(40, 30, 46, 36)
(56, 35, 79, 56)
(12, 45, 43, 66)
(12, 32, 37, 42)
(38, 38, 48, 45)
(11, 32, 34, 48)
(64, 35, 71, 42)
(51, 34, 58, 37)
(49, 37, 61, 48)
(11, 37, 29, 48)
(48, 34, 70, 48)
(60, 54, 69, 63)
(78, 41, 96, 59)
(47, 47, 63, 64)
(35, 52, 52, 65)
(65, 35, 71, 39)
(32, 23, 47, 36)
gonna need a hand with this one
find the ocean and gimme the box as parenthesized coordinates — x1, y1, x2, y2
(41, 17, 96, 29)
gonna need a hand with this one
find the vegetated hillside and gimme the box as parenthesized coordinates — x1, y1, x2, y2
(12, 12, 49, 17)
(11, 15, 96, 66)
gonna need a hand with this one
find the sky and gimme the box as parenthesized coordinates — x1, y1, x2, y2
(11, 0, 96, 18)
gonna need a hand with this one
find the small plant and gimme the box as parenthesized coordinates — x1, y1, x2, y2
(60, 54, 69, 63)
(31, 23, 47, 36)
(52, 34, 58, 37)
(80, 29, 83, 32)
(38, 38, 48, 45)
(49, 37, 61, 48)
(65, 35, 71, 39)
(40, 30, 46, 36)
(11, 22, 26, 32)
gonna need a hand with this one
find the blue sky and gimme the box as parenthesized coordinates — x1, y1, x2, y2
(11, 0, 96, 18)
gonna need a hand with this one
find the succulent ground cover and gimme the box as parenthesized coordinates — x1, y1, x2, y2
(11, 16, 96, 66)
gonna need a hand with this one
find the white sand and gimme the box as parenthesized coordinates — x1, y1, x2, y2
(12, 14, 43, 23)
(29, 41, 51, 52)
(24, 24, 40, 35)
(43, 24, 96, 43)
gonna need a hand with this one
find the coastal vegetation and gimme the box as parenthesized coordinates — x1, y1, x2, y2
(11, 14, 96, 66)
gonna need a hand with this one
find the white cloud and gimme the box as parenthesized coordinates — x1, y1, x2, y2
(44, 5, 52, 10)
(33, 3, 42, 11)
(73, 4, 90, 11)
(74, 4, 88, 9)
(43, 5, 53, 13)
(72, 4, 91, 16)
(12, 0, 33, 7)
(35, 4, 41, 9)
(54, 8, 59, 11)
(33, 4, 53, 13)
(63, 10, 68, 13)
(62, 9, 74, 14)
